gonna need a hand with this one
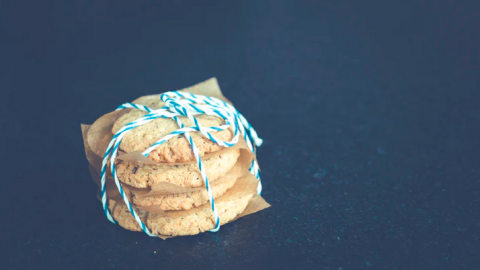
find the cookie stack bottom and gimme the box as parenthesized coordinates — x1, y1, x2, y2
(108, 173, 260, 237)
(108, 194, 253, 236)
(104, 144, 262, 237)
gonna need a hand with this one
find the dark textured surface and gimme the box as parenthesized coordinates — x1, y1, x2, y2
(1, 1, 479, 269)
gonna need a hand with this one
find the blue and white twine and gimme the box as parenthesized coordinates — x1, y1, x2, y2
(100, 91, 263, 236)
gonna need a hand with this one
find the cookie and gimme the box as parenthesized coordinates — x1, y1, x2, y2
(116, 148, 240, 188)
(108, 193, 253, 236)
(148, 193, 253, 236)
(131, 173, 238, 211)
(112, 110, 233, 163)
(108, 199, 149, 232)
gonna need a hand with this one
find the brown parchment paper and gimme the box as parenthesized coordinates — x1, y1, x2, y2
(81, 77, 270, 239)
(82, 124, 102, 175)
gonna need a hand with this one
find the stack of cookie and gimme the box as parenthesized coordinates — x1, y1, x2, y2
(82, 78, 269, 238)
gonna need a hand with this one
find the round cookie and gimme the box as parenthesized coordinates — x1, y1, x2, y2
(108, 193, 254, 236)
(112, 109, 233, 163)
(108, 200, 148, 232)
(131, 173, 238, 211)
(116, 148, 240, 188)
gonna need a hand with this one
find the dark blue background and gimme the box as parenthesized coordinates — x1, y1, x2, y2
(1, 0, 479, 269)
